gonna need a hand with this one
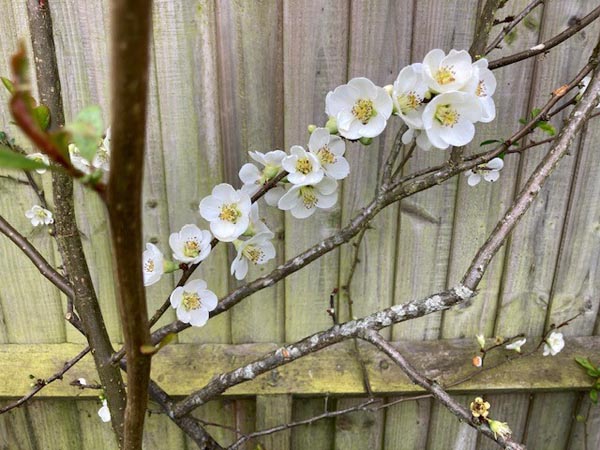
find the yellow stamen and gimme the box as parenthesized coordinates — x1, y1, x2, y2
(317, 146, 336, 165)
(183, 240, 200, 258)
(300, 186, 318, 209)
(219, 204, 241, 223)
(397, 91, 421, 114)
(435, 66, 456, 85)
(144, 259, 155, 273)
(182, 291, 201, 311)
(296, 157, 313, 175)
(476, 80, 486, 97)
(434, 104, 460, 127)
(352, 99, 376, 124)
(242, 245, 264, 264)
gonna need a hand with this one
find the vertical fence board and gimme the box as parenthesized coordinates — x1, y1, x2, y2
(76, 400, 119, 450)
(152, 0, 230, 343)
(291, 398, 335, 450)
(492, 1, 600, 445)
(215, 0, 285, 344)
(255, 395, 293, 450)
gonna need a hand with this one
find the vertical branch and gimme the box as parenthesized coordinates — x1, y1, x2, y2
(469, 0, 509, 57)
(25, 0, 127, 445)
(108, 1, 153, 448)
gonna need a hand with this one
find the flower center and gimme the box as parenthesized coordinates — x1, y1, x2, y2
(434, 104, 460, 127)
(352, 99, 376, 124)
(183, 239, 200, 258)
(144, 259, 155, 273)
(219, 203, 241, 223)
(96, 147, 109, 165)
(476, 80, 486, 97)
(242, 245, 264, 264)
(397, 91, 421, 114)
(295, 157, 313, 175)
(182, 291, 201, 311)
(435, 66, 456, 85)
(317, 146, 336, 165)
(35, 210, 48, 219)
(299, 186, 318, 209)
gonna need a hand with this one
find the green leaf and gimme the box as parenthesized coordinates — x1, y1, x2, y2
(480, 139, 504, 147)
(576, 414, 586, 422)
(518, 117, 527, 125)
(575, 356, 598, 373)
(66, 105, 103, 161)
(589, 369, 600, 378)
(32, 105, 50, 131)
(1, 77, 14, 94)
(590, 389, 598, 404)
(537, 121, 556, 136)
(0, 147, 48, 171)
(531, 108, 542, 117)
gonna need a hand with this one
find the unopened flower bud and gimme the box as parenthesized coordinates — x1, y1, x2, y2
(307, 124, 317, 133)
(325, 116, 338, 135)
(359, 137, 373, 146)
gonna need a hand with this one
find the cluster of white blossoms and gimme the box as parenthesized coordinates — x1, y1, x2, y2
(140, 48, 504, 331)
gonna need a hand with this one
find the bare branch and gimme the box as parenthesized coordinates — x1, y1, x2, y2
(0, 214, 73, 298)
(485, 0, 545, 55)
(359, 330, 526, 450)
(488, 5, 600, 70)
(469, 0, 510, 57)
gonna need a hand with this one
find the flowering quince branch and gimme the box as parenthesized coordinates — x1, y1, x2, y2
(359, 329, 525, 450)
(170, 42, 600, 438)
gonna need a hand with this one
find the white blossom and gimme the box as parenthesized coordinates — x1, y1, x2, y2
(422, 49, 474, 94)
(505, 338, 526, 353)
(281, 145, 324, 186)
(488, 419, 512, 440)
(465, 158, 504, 186)
(98, 400, 111, 423)
(278, 177, 338, 219)
(307, 128, 350, 180)
(231, 231, 276, 280)
(142, 243, 164, 286)
(25, 205, 54, 227)
(170, 279, 218, 327)
(77, 378, 87, 386)
(239, 150, 286, 197)
(169, 224, 212, 264)
(26, 153, 50, 174)
(476, 334, 486, 350)
(325, 77, 393, 140)
(422, 91, 482, 149)
(245, 203, 272, 237)
(199, 183, 252, 242)
(543, 331, 565, 356)
(68, 143, 93, 174)
(392, 63, 430, 129)
(463, 59, 497, 123)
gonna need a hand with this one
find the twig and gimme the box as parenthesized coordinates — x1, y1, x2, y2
(0, 215, 74, 298)
(484, 0, 545, 55)
(380, 124, 407, 188)
(469, 0, 510, 58)
(0, 346, 90, 414)
(488, 5, 600, 70)
(228, 398, 380, 450)
(359, 329, 526, 450)
(391, 141, 416, 180)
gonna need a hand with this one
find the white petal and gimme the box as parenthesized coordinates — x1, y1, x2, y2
(200, 289, 218, 311)
(189, 308, 209, 327)
(467, 173, 481, 186)
(199, 196, 222, 221)
(483, 170, 500, 182)
(308, 128, 331, 152)
(239, 163, 261, 184)
(170, 287, 183, 308)
(486, 158, 504, 170)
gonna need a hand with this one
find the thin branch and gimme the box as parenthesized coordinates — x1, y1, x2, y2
(360, 330, 525, 450)
(0, 215, 73, 297)
(0, 346, 90, 414)
(469, 0, 510, 58)
(488, 5, 600, 70)
(484, 0, 545, 55)
(107, 1, 154, 448)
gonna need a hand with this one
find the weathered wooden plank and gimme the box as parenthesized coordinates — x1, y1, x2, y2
(383, 397, 431, 450)
(76, 400, 120, 450)
(524, 392, 579, 449)
(491, 1, 600, 446)
(215, 0, 285, 345)
(291, 398, 334, 450)
(26, 399, 82, 450)
(255, 395, 293, 450)
(0, 400, 38, 449)
(282, 0, 349, 343)
(151, 0, 230, 343)
(334, 397, 384, 450)
(426, 394, 476, 450)
(50, 0, 121, 344)
(1, 338, 597, 398)
(567, 394, 600, 450)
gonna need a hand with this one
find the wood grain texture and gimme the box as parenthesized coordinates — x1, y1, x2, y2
(255, 395, 292, 450)
(0, 338, 597, 398)
(215, 0, 285, 344)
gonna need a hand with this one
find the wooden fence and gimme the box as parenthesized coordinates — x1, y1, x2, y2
(0, 0, 599, 449)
